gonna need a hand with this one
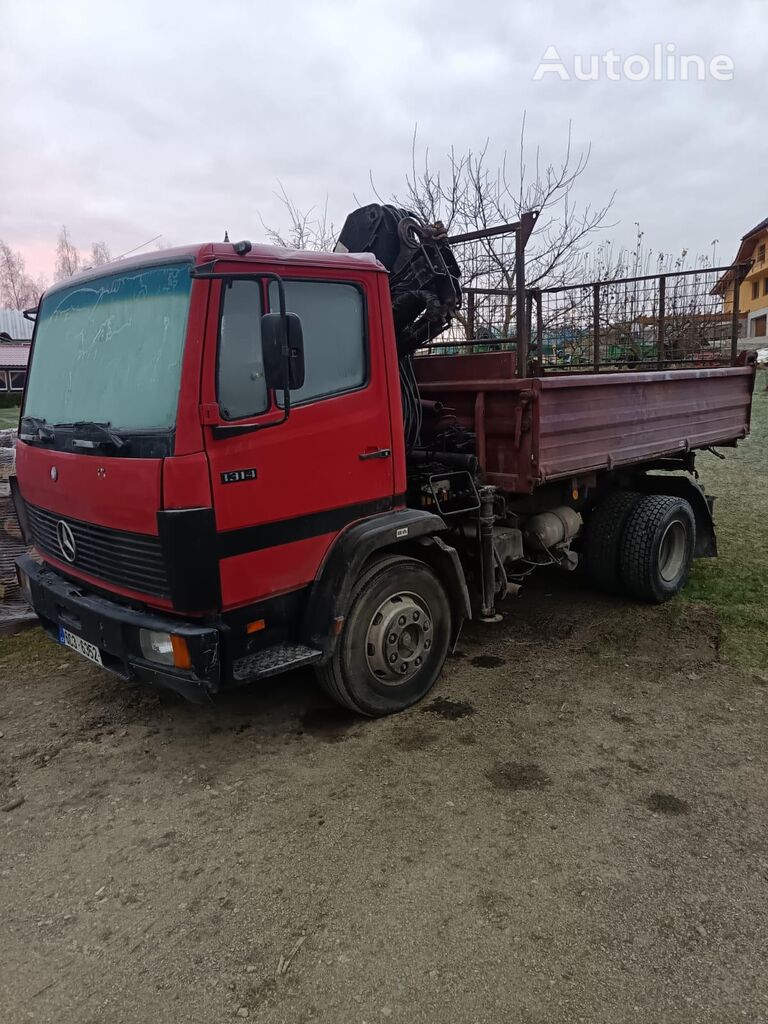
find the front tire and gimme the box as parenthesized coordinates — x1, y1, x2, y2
(316, 554, 451, 716)
(619, 495, 696, 603)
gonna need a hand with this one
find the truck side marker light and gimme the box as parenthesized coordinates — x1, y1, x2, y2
(246, 618, 266, 634)
(171, 635, 192, 670)
(333, 616, 345, 636)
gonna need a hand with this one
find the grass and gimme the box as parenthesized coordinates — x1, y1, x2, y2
(0, 405, 20, 429)
(682, 368, 768, 673)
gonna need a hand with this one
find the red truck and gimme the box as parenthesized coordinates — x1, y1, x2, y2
(12, 206, 755, 714)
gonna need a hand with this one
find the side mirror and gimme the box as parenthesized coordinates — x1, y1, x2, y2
(261, 312, 305, 391)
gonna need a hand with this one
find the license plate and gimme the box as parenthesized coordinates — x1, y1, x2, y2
(58, 627, 103, 667)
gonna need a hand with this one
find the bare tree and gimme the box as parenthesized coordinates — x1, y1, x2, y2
(260, 123, 612, 277)
(56, 230, 116, 277)
(259, 184, 337, 251)
(260, 121, 613, 342)
(378, 120, 614, 341)
(389, 119, 613, 291)
(55, 226, 82, 281)
(0, 240, 44, 310)
(90, 240, 111, 266)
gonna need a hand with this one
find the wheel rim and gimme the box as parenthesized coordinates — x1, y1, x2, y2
(658, 520, 687, 582)
(365, 590, 433, 685)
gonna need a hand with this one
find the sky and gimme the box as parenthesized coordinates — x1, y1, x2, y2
(0, 0, 764, 281)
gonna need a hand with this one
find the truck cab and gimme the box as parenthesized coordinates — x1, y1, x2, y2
(14, 243, 465, 711)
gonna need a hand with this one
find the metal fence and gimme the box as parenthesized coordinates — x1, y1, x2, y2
(529, 264, 750, 373)
(420, 256, 750, 376)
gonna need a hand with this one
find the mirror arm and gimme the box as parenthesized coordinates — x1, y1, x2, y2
(271, 275, 292, 422)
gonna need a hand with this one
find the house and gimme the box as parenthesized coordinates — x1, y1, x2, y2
(0, 309, 33, 395)
(713, 217, 768, 339)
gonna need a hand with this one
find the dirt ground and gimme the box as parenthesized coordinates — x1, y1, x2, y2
(1, 568, 767, 1024)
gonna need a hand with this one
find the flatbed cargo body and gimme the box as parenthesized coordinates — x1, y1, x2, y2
(415, 352, 755, 492)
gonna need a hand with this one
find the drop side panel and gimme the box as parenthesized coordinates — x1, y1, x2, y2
(534, 367, 755, 482)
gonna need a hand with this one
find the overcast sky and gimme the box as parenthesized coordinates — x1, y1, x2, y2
(0, 0, 764, 280)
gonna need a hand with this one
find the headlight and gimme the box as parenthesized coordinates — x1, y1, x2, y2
(139, 629, 191, 669)
(140, 629, 174, 665)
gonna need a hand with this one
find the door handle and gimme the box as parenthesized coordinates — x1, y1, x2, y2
(359, 447, 392, 461)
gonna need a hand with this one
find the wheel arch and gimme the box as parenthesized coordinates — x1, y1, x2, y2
(304, 509, 470, 657)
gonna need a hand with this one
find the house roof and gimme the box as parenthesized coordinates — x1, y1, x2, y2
(0, 343, 30, 369)
(741, 217, 768, 242)
(711, 217, 768, 295)
(0, 309, 34, 340)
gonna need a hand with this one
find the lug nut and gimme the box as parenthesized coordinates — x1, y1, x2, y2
(423, 620, 431, 631)
(389, 652, 397, 663)
(388, 633, 397, 644)
(398, 615, 406, 626)
(413, 611, 420, 621)
(400, 663, 408, 673)
(424, 639, 431, 650)
(415, 656, 422, 666)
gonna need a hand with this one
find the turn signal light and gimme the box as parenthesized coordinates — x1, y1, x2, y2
(170, 634, 192, 669)
(246, 618, 265, 634)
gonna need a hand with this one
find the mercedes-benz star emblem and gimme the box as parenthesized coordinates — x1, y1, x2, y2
(56, 520, 76, 563)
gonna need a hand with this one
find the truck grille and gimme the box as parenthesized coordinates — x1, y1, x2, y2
(25, 503, 170, 599)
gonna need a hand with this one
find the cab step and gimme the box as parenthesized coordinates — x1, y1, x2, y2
(232, 642, 323, 681)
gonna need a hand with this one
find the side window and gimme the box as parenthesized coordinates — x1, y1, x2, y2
(269, 280, 365, 405)
(218, 280, 267, 420)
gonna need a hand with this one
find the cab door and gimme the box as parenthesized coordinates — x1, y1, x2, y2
(202, 265, 399, 609)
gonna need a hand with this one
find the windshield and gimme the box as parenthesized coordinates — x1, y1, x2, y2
(24, 262, 191, 432)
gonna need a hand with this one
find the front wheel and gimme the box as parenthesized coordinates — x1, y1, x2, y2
(316, 554, 452, 716)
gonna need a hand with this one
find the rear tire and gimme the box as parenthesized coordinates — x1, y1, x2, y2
(582, 491, 643, 594)
(619, 494, 696, 603)
(316, 554, 451, 717)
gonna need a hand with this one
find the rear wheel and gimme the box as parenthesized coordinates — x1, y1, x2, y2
(582, 490, 643, 594)
(316, 555, 451, 716)
(619, 494, 696, 603)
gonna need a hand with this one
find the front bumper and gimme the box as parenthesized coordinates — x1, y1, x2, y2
(17, 554, 220, 702)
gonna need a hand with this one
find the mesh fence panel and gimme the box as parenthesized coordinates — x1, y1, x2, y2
(532, 266, 745, 372)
